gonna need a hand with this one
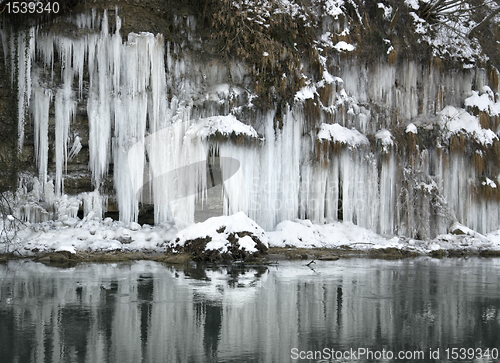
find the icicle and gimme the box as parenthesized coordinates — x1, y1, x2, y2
(114, 93, 147, 223)
(113, 33, 152, 223)
(0, 28, 9, 70)
(11, 7, 500, 238)
(144, 120, 206, 226)
(378, 153, 396, 235)
(81, 190, 105, 220)
(17, 28, 35, 151)
(32, 81, 52, 183)
(55, 195, 81, 220)
(54, 90, 75, 195)
(87, 32, 112, 186)
(36, 34, 54, 80)
(9, 34, 15, 87)
(44, 180, 55, 206)
(68, 136, 82, 160)
(54, 37, 76, 195)
(149, 34, 167, 132)
(72, 38, 86, 98)
(216, 110, 301, 231)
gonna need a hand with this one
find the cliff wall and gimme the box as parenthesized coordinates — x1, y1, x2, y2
(1, 0, 499, 238)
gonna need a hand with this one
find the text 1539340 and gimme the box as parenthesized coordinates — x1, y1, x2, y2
(4, 2, 60, 14)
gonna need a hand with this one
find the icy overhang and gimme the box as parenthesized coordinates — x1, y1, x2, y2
(317, 123, 369, 147)
(185, 115, 262, 141)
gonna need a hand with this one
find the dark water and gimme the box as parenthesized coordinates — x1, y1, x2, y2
(1, 258, 500, 363)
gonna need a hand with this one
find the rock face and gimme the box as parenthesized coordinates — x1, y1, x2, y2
(0, 0, 500, 240)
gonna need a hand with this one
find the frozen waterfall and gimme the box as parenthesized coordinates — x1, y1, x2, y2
(4, 10, 500, 238)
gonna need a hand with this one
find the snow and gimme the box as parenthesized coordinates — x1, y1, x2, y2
(55, 245, 76, 254)
(172, 211, 267, 252)
(238, 235, 258, 253)
(317, 123, 369, 147)
(0, 217, 175, 256)
(186, 115, 260, 140)
(409, 12, 426, 34)
(405, 2, 486, 64)
(482, 178, 497, 188)
(333, 41, 355, 52)
(464, 88, 500, 116)
(404, 0, 419, 10)
(267, 219, 500, 255)
(318, 32, 335, 48)
(324, 0, 344, 18)
(322, 69, 335, 84)
(294, 84, 316, 101)
(406, 123, 417, 134)
(375, 129, 393, 147)
(5, 212, 500, 257)
(377, 3, 392, 20)
(268, 219, 397, 249)
(439, 106, 498, 145)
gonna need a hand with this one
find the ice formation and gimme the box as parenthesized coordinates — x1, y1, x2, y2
(3, 8, 500, 243)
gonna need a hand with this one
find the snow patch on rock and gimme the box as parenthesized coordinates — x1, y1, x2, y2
(333, 41, 355, 52)
(439, 106, 497, 145)
(170, 212, 268, 260)
(317, 123, 369, 147)
(186, 115, 261, 140)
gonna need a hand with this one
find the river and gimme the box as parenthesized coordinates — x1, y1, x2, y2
(1, 258, 499, 362)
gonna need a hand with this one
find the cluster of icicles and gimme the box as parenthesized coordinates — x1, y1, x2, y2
(4, 9, 500, 238)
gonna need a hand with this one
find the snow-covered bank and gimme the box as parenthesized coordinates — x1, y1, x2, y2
(2, 213, 500, 260)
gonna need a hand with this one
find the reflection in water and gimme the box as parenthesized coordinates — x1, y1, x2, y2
(0, 258, 500, 362)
